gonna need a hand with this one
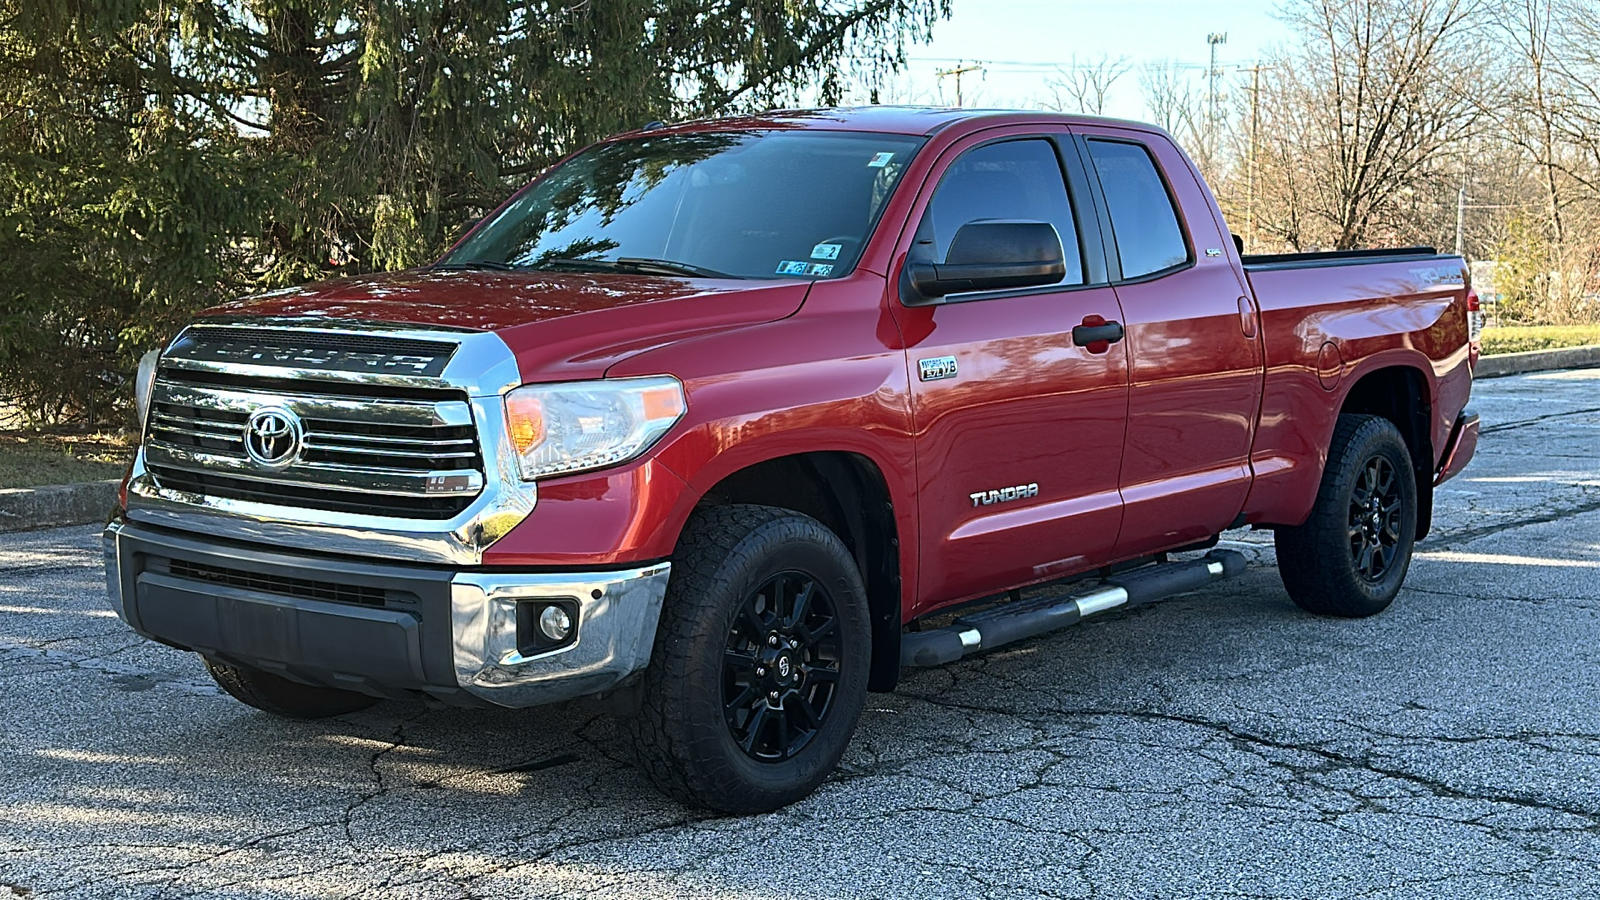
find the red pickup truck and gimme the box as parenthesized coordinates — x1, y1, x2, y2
(104, 107, 1479, 813)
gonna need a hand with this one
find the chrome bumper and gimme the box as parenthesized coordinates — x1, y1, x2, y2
(449, 566, 671, 707)
(104, 519, 670, 708)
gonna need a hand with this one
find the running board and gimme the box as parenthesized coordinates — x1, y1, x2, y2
(901, 550, 1246, 667)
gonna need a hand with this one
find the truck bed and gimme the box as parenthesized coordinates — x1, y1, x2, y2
(1236, 245, 1475, 529)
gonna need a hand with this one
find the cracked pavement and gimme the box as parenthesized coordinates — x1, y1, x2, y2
(3, 368, 1600, 899)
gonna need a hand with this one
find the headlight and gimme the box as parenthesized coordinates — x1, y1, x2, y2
(503, 376, 686, 481)
(134, 350, 160, 428)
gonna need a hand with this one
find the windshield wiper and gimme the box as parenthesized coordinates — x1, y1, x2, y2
(431, 259, 518, 272)
(539, 257, 734, 279)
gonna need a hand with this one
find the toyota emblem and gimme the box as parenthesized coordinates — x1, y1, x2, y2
(244, 408, 303, 467)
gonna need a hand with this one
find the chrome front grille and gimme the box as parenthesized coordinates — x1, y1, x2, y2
(124, 320, 539, 566)
(143, 370, 485, 521)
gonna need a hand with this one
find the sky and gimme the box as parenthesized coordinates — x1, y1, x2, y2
(841, 0, 1297, 120)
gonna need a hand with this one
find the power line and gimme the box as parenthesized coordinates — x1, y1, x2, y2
(907, 56, 1212, 70)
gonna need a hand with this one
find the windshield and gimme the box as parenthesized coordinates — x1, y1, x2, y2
(443, 130, 925, 280)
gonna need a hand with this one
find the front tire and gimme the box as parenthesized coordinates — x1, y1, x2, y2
(1275, 414, 1419, 617)
(204, 658, 380, 718)
(626, 505, 871, 814)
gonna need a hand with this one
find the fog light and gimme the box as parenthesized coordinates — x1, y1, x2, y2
(538, 605, 573, 642)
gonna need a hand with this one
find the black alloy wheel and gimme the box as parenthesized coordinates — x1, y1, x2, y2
(625, 504, 871, 814)
(722, 570, 843, 761)
(1348, 455, 1405, 582)
(1275, 413, 1419, 618)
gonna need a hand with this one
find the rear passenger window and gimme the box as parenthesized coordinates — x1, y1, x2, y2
(1085, 140, 1189, 279)
(916, 139, 1085, 287)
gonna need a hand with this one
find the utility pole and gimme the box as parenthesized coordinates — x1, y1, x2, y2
(1245, 64, 1264, 252)
(1207, 32, 1227, 162)
(935, 62, 985, 108)
(1455, 182, 1469, 258)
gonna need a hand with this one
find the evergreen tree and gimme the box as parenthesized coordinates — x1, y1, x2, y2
(0, 0, 948, 424)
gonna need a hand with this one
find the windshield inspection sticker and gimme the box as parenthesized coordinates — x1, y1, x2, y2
(811, 243, 842, 260)
(776, 260, 810, 276)
(807, 263, 835, 277)
(868, 152, 896, 168)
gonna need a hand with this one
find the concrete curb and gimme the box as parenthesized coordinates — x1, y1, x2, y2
(1477, 344, 1600, 378)
(0, 480, 118, 533)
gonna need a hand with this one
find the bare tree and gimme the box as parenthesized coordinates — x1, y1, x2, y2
(1140, 60, 1203, 143)
(1044, 54, 1131, 115)
(1492, 0, 1568, 242)
(1249, 0, 1488, 250)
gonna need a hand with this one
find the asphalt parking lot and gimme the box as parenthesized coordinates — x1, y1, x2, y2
(3, 368, 1600, 899)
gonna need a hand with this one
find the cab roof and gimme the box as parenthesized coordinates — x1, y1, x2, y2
(629, 106, 1163, 138)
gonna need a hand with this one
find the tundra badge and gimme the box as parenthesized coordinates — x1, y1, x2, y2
(919, 356, 958, 381)
(970, 483, 1040, 507)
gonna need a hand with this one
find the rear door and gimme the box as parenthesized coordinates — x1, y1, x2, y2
(1069, 126, 1265, 557)
(889, 128, 1131, 612)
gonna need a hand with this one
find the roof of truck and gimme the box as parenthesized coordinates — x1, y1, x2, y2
(629, 106, 1165, 138)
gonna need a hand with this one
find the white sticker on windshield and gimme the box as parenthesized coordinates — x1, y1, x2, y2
(776, 260, 810, 276)
(812, 243, 842, 260)
(807, 263, 835, 277)
(868, 152, 896, 168)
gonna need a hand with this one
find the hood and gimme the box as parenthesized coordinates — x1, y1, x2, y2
(205, 268, 812, 382)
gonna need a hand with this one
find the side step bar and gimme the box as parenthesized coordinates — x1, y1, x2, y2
(901, 550, 1246, 667)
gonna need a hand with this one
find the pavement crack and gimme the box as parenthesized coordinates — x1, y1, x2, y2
(1478, 405, 1600, 435)
(1425, 495, 1600, 548)
(339, 709, 429, 843)
(1107, 708, 1600, 823)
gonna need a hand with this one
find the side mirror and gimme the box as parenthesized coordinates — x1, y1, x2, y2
(902, 220, 1066, 303)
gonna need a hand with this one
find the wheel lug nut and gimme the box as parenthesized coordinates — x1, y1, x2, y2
(768, 691, 780, 702)
(768, 635, 779, 646)
(756, 667, 766, 676)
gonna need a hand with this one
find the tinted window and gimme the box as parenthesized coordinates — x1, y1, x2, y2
(915, 139, 1084, 286)
(1085, 140, 1189, 279)
(446, 130, 924, 280)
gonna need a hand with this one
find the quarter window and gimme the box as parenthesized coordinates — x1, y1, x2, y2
(915, 139, 1085, 287)
(1085, 140, 1189, 279)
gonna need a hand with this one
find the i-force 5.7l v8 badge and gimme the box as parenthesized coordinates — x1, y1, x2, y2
(918, 356, 958, 381)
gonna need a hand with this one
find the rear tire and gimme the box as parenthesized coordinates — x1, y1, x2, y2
(1275, 414, 1418, 618)
(625, 505, 871, 814)
(204, 658, 380, 719)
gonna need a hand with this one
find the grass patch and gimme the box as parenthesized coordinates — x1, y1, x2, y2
(0, 431, 134, 489)
(1481, 324, 1600, 356)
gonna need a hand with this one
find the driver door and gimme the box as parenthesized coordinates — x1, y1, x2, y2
(889, 131, 1131, 614)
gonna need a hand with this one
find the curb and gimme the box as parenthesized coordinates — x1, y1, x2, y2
(0, 480, 118, 533)
(1477, 344, 1600, 378)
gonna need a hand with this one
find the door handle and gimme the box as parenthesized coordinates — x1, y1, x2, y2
(1072, 315, 1125, 353)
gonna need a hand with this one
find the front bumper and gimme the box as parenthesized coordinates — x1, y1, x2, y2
(103, 519, 670, 708)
